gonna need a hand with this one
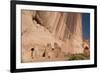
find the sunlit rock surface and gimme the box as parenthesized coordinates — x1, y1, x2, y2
(21, 10, 84, 62)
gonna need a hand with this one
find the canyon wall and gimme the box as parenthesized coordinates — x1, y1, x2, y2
(21, 10, 84, 62)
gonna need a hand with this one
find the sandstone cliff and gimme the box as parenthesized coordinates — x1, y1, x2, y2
(21, 10, 84, 62)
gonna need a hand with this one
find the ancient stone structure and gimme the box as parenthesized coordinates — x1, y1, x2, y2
(21, 10, 84, 62)
(83, 39, 90, 56)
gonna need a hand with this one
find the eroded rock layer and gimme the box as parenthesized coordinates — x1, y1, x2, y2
(21, 10, 84, 62)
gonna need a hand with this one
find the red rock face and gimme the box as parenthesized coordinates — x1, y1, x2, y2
(21, 10, 84, 62)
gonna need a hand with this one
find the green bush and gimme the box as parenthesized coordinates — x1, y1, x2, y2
(67, 54, 90, 60)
